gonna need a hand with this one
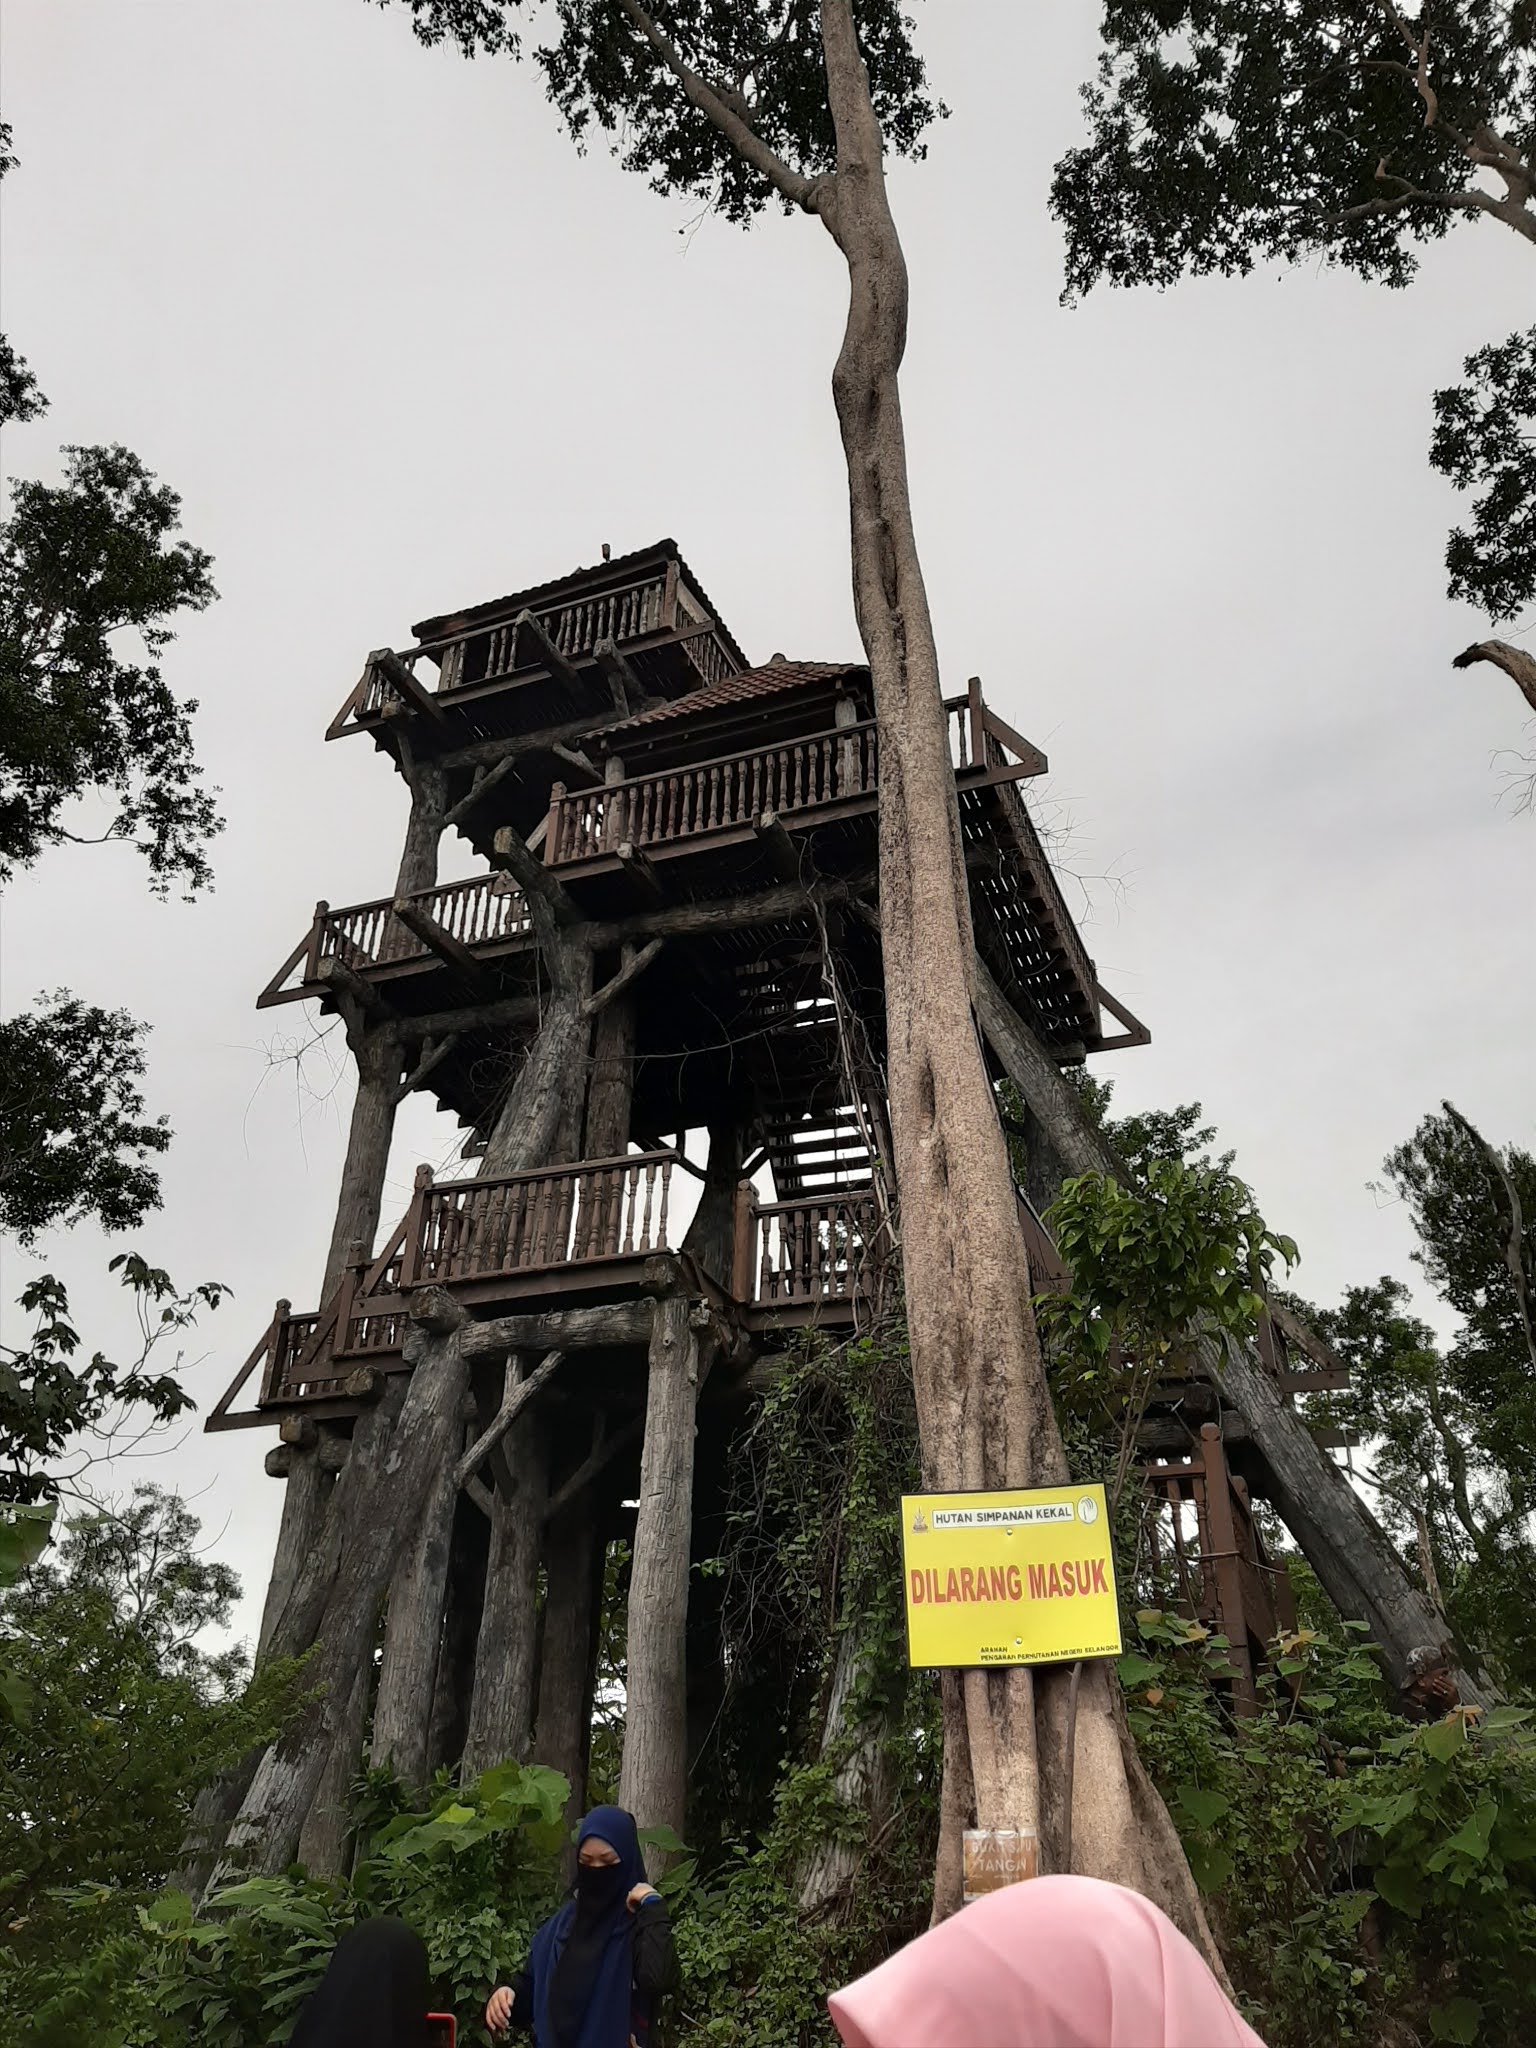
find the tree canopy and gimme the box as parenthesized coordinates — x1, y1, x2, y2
(377, 0, 942, 222)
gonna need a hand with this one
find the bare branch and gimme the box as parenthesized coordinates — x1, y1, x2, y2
(1443, 1104, 1536, 1378)
(454, 1349, 565, 1489)
(1452, 639, 1536, 715)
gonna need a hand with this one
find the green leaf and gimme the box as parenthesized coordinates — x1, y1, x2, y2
(1481, 1704, 1532, 1734)
(1373, 1863, 1424, 1918)
(1437, 1799, 1497, 1865)
(0, 1501, 56, 1584)
(1184, 1838, 1234, 1895)
(1429, 1998, 1482, 2044)
(1116, 1654, 1160, 1686)
(1423, 1718, 1468, 1762)
(1174, 1785, 1231, 1831)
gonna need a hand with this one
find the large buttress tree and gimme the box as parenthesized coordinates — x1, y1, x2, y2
(376, 0, 1212, 1938)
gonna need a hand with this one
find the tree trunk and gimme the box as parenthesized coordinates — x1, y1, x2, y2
(481, 949, 593, 1177)
(256, 1434, 335, 1662)
(681, 1117, 747, 1288)
(619, 1293, 710, 1865)
(426, 1494, 489, 1779)
(584, 987, 636, 1158)
(371, 1409, 467, 1786)
(297, 1658, 371, 1877)
(322, 1030, 403, 1303)
(533, 1507, 605, 1847)
(395, 758, 447, 897)
(216, 1314, 467, 1878)
(810, 0, 1219, 1944)
(797, 1622, 896, 1913)
(462, 1403, 548, 1777)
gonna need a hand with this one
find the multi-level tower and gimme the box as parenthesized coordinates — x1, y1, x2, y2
(208, 541, 1469, 1878)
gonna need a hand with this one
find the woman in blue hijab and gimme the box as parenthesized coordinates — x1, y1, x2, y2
(484, 1805, 678, 2048)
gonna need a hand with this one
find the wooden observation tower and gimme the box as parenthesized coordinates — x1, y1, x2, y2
(207, 541, 1475, 1877)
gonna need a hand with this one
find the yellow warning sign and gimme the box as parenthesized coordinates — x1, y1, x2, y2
(901, 1484, 1123, 1668)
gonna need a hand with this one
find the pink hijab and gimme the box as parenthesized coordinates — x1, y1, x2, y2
(828, 1875, 1266, 2048)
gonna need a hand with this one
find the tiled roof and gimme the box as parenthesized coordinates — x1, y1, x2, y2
(409, 538, 748, 672)
(594, 659, 867, 737)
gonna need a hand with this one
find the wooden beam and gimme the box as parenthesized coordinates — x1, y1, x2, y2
(461, 1301, 653, 1359)
(585, 868, 876, 950)
(981, 705, 1049, 778)
(393, 1032, 461, 1105)
(391, 897, 488, 985)
(514, 609, 583, 694)
(594, 636, 640, 716)
(753, 809, 801, 883)
(316, 953, 392, 1025)
(544, 1418, 643, 1526)
(1092, 981, 1152, 1052)
(454, 1349, 565, 1488)
(371, 648, 446, 723)
(491, 823, 582, 928)
(617, 841, 666, 899)
(585, 938, 665, 1018)
(395, 994, 539, 1041)
(443, 754, 520, 831)
(551, 742, 604, 787)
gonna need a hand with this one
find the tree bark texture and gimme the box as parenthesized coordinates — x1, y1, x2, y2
(619, 1294, 710, 1866)
(395, 759, 448, 897)
(462, 1407, 549, 1778)
(583, 988, 636, 1158)
(217, 1319, 466, 1878)
(371, 1409, 467, 1787)
(681, 1118, 747, 1289)
(256, 1441, 335, 1663)
(481, 947, 593, 1177)
(533, 1508, 605, 1846)
(427, 1495, 489, 1779)
(322, 1029, 403, 1304)
(797, 1623, 896, 1914)
(809, 0, 1220, 1942)
(296, 1659, 371, 1878)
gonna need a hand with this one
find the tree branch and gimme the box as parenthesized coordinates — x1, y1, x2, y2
(490, 821, 581, 932)
(392, 1031, 461, 1105)
(1443, 1103, 1536, 1379)
(612, 0, 820, 212)
(1453, 639, 1536, 714)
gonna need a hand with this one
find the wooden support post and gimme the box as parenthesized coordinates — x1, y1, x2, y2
(426, 1491, 490, 1780)
(256, 1431, 335, 1663)
(321, 1038, 404, 1305)
(297, 1658, 371, 1877)
(1197, 1426, 1258, 1715)
(395, 760, 447, 898)
(371, 1408, 467, 1787)
(532, 1507, 606, 1853)
(461, 1369, 549, 1777)
(619, 1294, 712, 1866)
(682, 1119, 748, 1291)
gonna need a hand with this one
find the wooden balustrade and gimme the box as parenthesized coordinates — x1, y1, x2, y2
(754, 1191, 881, 1306)
(404, 1151, 678, 1286)
(548, 722, 880, 864)
(308, 874, 531, 975)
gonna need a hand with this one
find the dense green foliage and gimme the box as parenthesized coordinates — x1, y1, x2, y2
(0, 995, 170, 1241)
(1431, 326, 1536, 621)
(375, 0, 942, 224)
(0, 1490, 300, 2044)
(0, 441, 220, 893)
(1304, 1104, 1536, 1693)
(1052, 3, 1536, 297)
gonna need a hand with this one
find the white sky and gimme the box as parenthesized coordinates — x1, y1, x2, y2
(3, 2, 1532, 1648)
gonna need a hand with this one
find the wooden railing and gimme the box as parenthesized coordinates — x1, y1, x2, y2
(404, 1151, 679, 1286)
(355, 570, 676, 716)
(307, 874, 532, 976)
(547, 721, 881, 864)
(752, 1191, 882, 1307)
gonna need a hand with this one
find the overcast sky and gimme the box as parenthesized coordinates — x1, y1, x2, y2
(3, 1, 1532, 1647)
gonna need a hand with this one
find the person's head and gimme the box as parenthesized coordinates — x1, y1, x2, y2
(288, 1915, 431, 2048)
(828, 1876, 1267, 2048)
(571, 1804, 645, 1915)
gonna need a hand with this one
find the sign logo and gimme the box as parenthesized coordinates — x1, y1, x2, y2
(900, 1483, 1122, 1669)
